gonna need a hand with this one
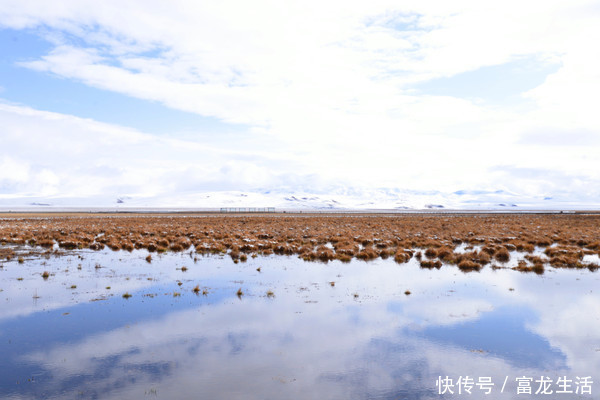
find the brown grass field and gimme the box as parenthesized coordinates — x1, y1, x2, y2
(1, 212, 599, 272)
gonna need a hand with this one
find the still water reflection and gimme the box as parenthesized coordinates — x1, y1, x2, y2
(0, 248, 598, 399)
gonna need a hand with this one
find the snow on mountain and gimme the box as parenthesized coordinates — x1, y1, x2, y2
(0, 187, 597, 211)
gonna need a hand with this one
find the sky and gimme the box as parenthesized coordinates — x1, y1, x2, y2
(1, 0, 599, 208)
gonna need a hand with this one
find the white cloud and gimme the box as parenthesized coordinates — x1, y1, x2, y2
(1, 1, 600, 204)
(0, 102, 303, 200)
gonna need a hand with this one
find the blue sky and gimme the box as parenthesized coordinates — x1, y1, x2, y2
(0, 28, 243, 136)
(1, 0, 599, 208)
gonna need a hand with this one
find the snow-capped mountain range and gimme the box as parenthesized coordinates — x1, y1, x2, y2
(0, 187, 597, 211)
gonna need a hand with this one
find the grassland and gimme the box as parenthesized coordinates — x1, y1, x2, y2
(1, 213, 599, 272)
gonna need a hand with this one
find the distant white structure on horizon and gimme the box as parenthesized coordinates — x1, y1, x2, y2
(220, 207, 275, 213)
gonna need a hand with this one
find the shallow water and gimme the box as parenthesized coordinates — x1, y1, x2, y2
(0, 248, 599, 399)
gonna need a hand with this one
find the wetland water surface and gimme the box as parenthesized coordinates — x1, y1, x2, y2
(0, 248, 598, 399)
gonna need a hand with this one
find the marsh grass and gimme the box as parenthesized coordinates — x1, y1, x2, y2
(457, 260, 481, 272)
(436, 247, 454, 262)
(2, 214, 600, 269)
(38, 239, 54, 248)
(424, 247, 438, 258)
(420, 260, 442, 269)
(588, 263, 600, 271)
(494, 248, 510, 262)
(394, 251, 412, 263)
(513, 260, 545, 274)
(336, 253, 352, 262)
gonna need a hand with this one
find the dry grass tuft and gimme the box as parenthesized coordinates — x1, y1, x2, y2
(494, 248, 510, 262)
(336, 253, 352, 262)
(420, 260, 442, 269)
(524, 254, 545, 265)
(436, 247, 454, 262)
(512, 241, 534, 252)
(424, 247, 438, 258)
(394, 251, 412, 264)
(514, 260, 545, 274)
(356, 247, 378, 261)
(38, 239, 54, 248)
(457, 260, 481, 272)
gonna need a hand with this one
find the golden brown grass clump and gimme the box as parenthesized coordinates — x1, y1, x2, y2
(436, 247, 455, 262)
(394, 250, 412, 264)
(356, 247, 378, 261)
(420, 260, 442, 269)
(513, 260, 545, 274)
(1, 213, 599, 271)
(457, 260, 481, 272)
(494, 247, 510, 262)
(424, 247, 438, 258)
